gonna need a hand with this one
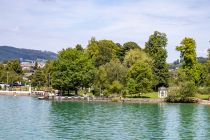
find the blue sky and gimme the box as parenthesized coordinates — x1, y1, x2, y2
(0, 0, 210, 62)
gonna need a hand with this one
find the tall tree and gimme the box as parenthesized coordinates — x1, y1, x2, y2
(197, 49, 210, 86)
(75, 44, 83, 51)
(30, 68, 46, 87)
(117, 41, 141, 61)
(87, 39, 120, 67)
(123, 49, 152, 68)
(43, 60, 54, 87)
(94, 59, 127, 95)
(0, 70, 21, 84)
(145, 31, 169, 89)
(0, 60, 22, 84)
(34, 61, 38, 70)
(52, 48, 96, 95)
(6, 60, 23, 74)
(94, 66, 108, 95)
(176, 37, 201, 84)
(127, 60, 154, 94)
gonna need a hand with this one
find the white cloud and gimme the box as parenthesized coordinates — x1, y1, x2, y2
(0, 0, 210, 62)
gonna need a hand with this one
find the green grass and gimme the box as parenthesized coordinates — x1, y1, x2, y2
(126, 92, 159, 99)
(194, 94, 210, 100)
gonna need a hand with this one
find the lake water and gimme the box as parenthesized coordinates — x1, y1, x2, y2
(0, 96, 210, 140)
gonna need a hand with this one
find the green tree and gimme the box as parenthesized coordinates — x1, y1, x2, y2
(117, 41, 141, 61)
(127, 78, 137, 95)
(6, 60, 23, 74)
(201, 50, 210, 86)
(94, 66, 108, 96)
(199, 64, 208, 86)
(75, 44, 83, 51)
(124, 49, 152, 68)
(0, 70, 21, 84)
(43, 60, 54, 87)
(52, 48, 96, 95)
(104, 59, 127, 84)
(127, 61, 154, 95)
(0, 64, 4, 82)
(176, 37, 201, 84)
(34, 61, 38, 70)
(145, 31, 169, 89)
(30, 68, 46, 87)
(87, 39, 120, 67)
(94, 59, 127, 95)
(109, 80, 123, 94)
(0, 60, 22, 84)
(179, 81, 197, 99)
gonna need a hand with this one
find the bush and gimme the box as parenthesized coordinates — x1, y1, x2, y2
(166, 81, 198, 103)
(165, 95, 180, 103)
(166, 87, 181, 103)
(111, 97, 121, 102)
(179, 81, 197, 99)
(109, 81, 123, 94)
(103, 90, 110, 97)
(165, 96, 198, 103)
(197, 87, 210, 94)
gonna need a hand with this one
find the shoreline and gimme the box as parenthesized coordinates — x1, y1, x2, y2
(0, 91, 30, 96)
(48, 96, 166, 104)
(0, 92, 166, 103)
(1, 91, 210, 105)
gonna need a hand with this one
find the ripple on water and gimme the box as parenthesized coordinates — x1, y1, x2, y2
(1, 97, 210, 140)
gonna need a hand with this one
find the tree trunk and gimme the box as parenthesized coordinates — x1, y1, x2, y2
(100, 84, 102, 96)
(75, 89, 78, 95)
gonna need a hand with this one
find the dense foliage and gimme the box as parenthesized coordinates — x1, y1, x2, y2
(145, 31, 169, 89)
(1, 31, 210, 101)
(51, 48, 96, 95)
(176, 38, 201, 84)
(0, 60, 22, 84)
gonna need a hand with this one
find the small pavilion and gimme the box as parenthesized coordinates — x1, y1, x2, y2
(158, 87, 168, 98)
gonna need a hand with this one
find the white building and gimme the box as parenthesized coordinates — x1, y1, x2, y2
(158, 87, 168, 98)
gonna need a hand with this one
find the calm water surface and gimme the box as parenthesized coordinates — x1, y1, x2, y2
(0, 96, 210, 140)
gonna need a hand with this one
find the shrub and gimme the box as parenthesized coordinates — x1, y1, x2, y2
(109, 81, 123, 94)
(166, 81, 198, 103)
(179, 81, 197, 99)
(103, 90, 110, 97)
(166, 87, 181, 103)
(197, 87, 210, 94)
(111, 97, 121, 102)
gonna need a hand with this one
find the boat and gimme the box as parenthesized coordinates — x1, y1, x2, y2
(38, 96, 45, 100)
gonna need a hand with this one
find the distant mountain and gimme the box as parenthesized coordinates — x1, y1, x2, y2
(0, 46, 57, 61)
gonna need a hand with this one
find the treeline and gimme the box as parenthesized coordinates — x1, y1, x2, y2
(1, 31, 210, 99)
(167, 38, 210, 102)
(44, 31, 170, 96)
(0, 60, 23, 86)
(32, 31, 210, 98)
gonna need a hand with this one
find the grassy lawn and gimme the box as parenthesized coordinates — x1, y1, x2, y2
(126, 92, 159, 99)
(194, 94, 210, 100)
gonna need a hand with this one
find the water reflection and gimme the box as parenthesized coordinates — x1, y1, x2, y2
(2, 96, 210, 140)
(49, 102, 210, 139)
